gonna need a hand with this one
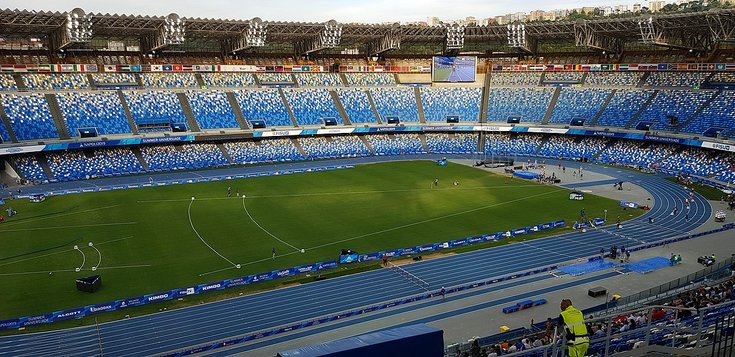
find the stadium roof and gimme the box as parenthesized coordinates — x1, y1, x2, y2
(1, 7, 734, 55)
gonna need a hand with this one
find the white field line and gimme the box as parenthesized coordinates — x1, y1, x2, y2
(188, 199, 238, 268)
(242, 196, 301, 252)
(0, 236, 134, 269)
(0, 222, 136, 233)
(0, 204, 121, 227)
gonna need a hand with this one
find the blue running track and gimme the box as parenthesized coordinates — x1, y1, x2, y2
(0, 156, 712, 357)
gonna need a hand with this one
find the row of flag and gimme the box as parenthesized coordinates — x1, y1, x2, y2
(493, 63, 735, 72)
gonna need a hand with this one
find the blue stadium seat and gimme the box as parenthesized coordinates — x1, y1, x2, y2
(124, 90, 186, 132)
(543, 71, 584, 84)
(644, 72, 710, 87)
(585, 72, 644, 87)
(200, 73, 257, 88)
(490, 72, 541, 86)
(234, 89, 293, 127)
(13, 154, 47, 182)
(0, 75, 18, 91)
(635, 90, 715, 132)
(56, 92, 132, 136)
(223, 139, 304, 164)
(336, 88, 378, 124)
(537, 136, 608, 160)
(365, 133, 425, 155)
(299, 136, 370, 159)
(596, 89, 655, 128)
(140, 73, 197, 88)
(548, 88, 613, 124)
(0, 93, 59, 140)
(185, 90, 239, 129)
(425, 133, 478, 154)
(486, 87, 554, 123)
(141, 143, 229, 171)
(46, 148, 144, 181)
(682, 91, 735, 136)
(484, 133, 542, 157)
(92, 73, 137, 86)
(344, 73, 396, 86)
(294, 73, 343, 87)
(282, 88, 342, 126)
(420, 88, 482, 122)
(369, 88, 420, 122)
(21, 74, 90, 90)
(257, 73, 294, 84)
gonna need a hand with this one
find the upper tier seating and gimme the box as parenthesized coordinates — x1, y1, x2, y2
(141, 143, 229, 171)
(0, 75, 18, 91)
(92, 73, 137, 86)
(682, 91, 735, 136)
(644, 72, 710, 87)
(369, 88, 420, 122)
(709, 72, 735, 84)
(635, 90, 715, 131)
(0, 93, 59, 140)
(585, 72, 643, 87)
(257, 73, 294, 84)
(21, 74, 90, 90)
(489, 72, 541, 86)
(486, 87, 554, 123)
(13, 154, 47, 181)
(123, 90, 186, 129)
(299, 136, 370, 159)
(548, 88, 613, 124)
(425, 133, 478, 154)
(185, 90, 239, 129)
(46, 148, 144, 181)
(223, 139, 304, 164)
(484, 133, 542, 156)
(596, 89, 655, 128)
(543, 71, 584, 83)
(200, 73, 257, 88)
(365, 133, 425, 155)
(420, 88, 482, 122)
(233, 89, 293, 127)
(344, 73, 396, 86)
(282, 88, 341, 126)
(140, 73, 197, 88)
(294, 73, 342, 87)
(56, 92, 131, 136)
(336, 89, 377, 124)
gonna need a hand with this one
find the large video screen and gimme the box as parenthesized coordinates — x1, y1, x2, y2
(432, 56, 477, 82)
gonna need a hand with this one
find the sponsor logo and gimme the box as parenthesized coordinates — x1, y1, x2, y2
(79, 141, 106, 148)
(201, 284, 221, 291)
(297, 266, 313, 273)
(419, 245, 435, 252)
(712, 143, 732, 151)
(90, 305, 113, 313)
(146, 294, 169, 302)
(57, 310, 81, 318)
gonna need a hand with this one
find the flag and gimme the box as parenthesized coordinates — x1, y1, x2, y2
(182, 65, 192, 71)
(292, 65, 302, 72)
(130, 64, 142, 72)
(162, 64, 173, 72)
(151, 65, 163, 72)
(104, 65, 118, 72)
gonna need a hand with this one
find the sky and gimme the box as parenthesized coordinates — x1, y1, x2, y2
(5, 0, 652, 23)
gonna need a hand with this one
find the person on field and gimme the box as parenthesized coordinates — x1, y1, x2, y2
(558, 299, 589, 357)
(272, 247, 276, 260)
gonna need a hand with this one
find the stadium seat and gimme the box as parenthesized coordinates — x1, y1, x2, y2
(56, 91, 132, 136)
(0, 93, 59, 140)
(644, 72, 711, 87)
(294, 73, 343, 87)
(548, 88, 613, 124)
(486, 87, 554, 123)
(233, 89, 293, 127)
(344, 73, 396, 86)
(365, 133, 425, 155)
(336, 88, 378, 124)
(635, 90, 715, 132)
(124, 90, 186, 132)
(0, 74, 18, 91)
(682, 91, 735, 136)
(369, 88, 420, 122)
(299, 136, 370, 159)
(425, 133, 478, 154)
(21, 74, 90, 90)
(420, 88, 482, 122)
(596, 89, 655, 128)
(13, 154, 47, 182)
(282, 88, 342, 126)
(200, 73, 258, 88)
(46, 148, 144, 181)
(140, 73, 197, 88)
(585, 72, 644, 87)
(185, 90, 239, 129)
(141, 143, 229, 171)
(223, 139, 305, 164)
(489, 72, 541, 86)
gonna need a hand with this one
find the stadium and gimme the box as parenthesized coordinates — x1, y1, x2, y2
(0, 2, 735, 356)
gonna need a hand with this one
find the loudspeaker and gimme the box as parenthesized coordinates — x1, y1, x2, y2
(385, 116, 400, 124)
(171, 123, 187, 132)
(250, 120, 267, 129)
(78, 128, 98, 138)
(76, 275, 102, 293)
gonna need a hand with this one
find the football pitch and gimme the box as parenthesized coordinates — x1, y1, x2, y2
(0, 160, 637, 322)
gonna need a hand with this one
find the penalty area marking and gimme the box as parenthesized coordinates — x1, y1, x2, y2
(242, 196, 303, 253)
(89, 242, 102, 272)
(0, 236, 134, 269)
(74, 245, 85, 272)
(189, 197, 240, 269)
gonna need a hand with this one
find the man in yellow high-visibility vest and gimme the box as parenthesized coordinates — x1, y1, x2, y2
(558, 299, 589, 357)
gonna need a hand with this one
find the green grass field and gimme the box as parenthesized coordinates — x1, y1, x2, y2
(0, 161, 638, 322)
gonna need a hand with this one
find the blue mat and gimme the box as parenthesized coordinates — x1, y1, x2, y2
(513, 171, 541, 180)
(559, 260, 616, 276)
(624, 256, 671, 274)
